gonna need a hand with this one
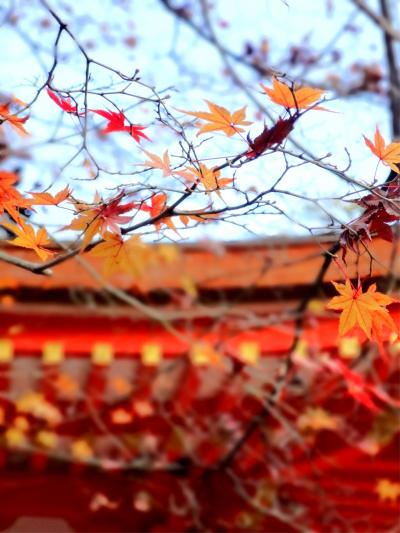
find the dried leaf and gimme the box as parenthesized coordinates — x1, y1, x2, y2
(247, 116, 297, 157)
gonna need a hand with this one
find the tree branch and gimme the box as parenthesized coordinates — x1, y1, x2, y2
(352, 0, 400, 41)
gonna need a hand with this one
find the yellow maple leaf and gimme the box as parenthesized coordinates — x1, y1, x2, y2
(375, 479, 400, 502)
(364, 126, 400, 172)
(88, 232, 154, 277)
(5, 221, 55, 261)
(327, 280, 397, 339)
(182, 163, 232, 196)
(178, 100, 251, 137)
(261, 78, 326, 110)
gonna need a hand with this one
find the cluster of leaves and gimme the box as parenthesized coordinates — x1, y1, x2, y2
(340, 129, 400, 254)
(1, 79, 399, 350)
(1, 79, 327, 258)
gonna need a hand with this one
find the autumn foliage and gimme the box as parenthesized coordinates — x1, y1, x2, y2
(0, 4, 399, 531)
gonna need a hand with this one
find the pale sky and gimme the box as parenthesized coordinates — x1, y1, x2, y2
(0, 0, 394, 242)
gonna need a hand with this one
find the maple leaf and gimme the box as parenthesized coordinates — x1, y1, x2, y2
(0, 170, 31, 222)
(364, 126, 400, 172)
(66, 192, 136, 249)
(29, 185, 72, 206)
(182, 163, 232, 195)
(327, 280, 397, 339)
(91, 109, 150, 143)
(139, 192, 177, 231)
(0, 102, 29, 135)
(340, 176, 400, 256)
(47, 88, 78, 114)
(179, 210, 220, 226)
(96, 192, 136, 233)
(247, 116, 297, 157)
(261, 78, 326, 110)
(178, 100, 252, 137)
(88, 232, 155, 277)
(375, 479, 400, 502)
(137, 149, 172, 176)
(4, 221, 55, 261)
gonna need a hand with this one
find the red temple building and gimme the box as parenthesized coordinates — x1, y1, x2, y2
(0, 237, 398, 532)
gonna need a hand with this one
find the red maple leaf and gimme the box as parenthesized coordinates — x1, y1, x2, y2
(47, 89, 78, 114)
(97, 192, 137, 234)
(91, 109, 150, 143)
(247, 116, 297, 157)
(340, 176, 400, 257)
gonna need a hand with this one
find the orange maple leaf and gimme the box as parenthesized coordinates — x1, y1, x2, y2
(179, 210, 220, 226)
(327, 280, 397, 339)
(183, 163, 232, 196)
(0, 102, 29, 135)
(261, 78, 326, 110)
(4, 221, 55, 261)
(139, 192, 177, 232)
(363, 126, 400, 172)
(0, 170, 31, 222)
(136, 150, 172, 177)
(29, 186, 72, 206)
(178, 100, 251, 137)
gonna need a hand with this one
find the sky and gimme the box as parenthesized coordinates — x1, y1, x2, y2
(0, 0, 395, 243)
